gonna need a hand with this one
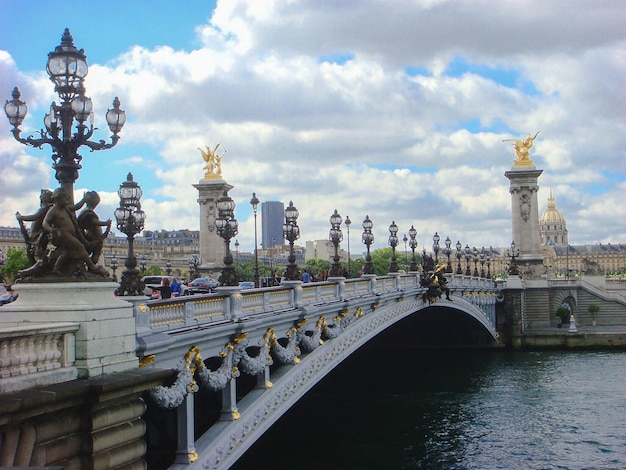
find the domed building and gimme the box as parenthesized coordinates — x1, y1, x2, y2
(540, 189, 568, 246)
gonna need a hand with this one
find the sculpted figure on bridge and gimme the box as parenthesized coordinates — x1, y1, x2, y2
(198, 143, 225, 179)
(502, 131, 540, 167)
(420, 257, 451, 303)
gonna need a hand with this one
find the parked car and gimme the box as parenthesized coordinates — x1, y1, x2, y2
(141, 276, 189, 298)
(238, 281, 255, 290)
(187, 277, 220, 294)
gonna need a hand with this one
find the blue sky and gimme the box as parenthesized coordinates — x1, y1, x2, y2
(1, 0, 625, 253)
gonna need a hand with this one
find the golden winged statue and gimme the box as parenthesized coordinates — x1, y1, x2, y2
(502, 131, 540, 167)
(198, 143, 226, 179)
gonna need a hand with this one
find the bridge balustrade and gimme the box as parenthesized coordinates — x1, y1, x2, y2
(0, 322, 79, 393)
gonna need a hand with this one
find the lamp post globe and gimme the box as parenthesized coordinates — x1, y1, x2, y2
(362, 216, 374, 275)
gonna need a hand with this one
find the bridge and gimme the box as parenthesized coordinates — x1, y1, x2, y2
(137, 272, 500, 468)
(2, 272, 626, 469)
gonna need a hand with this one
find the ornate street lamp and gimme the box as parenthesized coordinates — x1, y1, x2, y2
(455, 240, 463, 274)
(4, 29, 125, 203)
(215, 191, 239, 286)
(472, 246, 479, 277)
(362, 215, 374, 275)
(328, 209, 344, 277)
(388, 221, 399, 273)
(443, 236, 452, 273)
(464, 244, 472, 275)
(344, 215, 352, 278)
(165, 260, 172, 276)
(283, 201, 300, 281)
(486, 247, 493, 278)
(188, 255, 200, 280)
(408, 225, 418, 272)
(114, 173, 145, 296)
(139, 255, 147, 274)
(250, 192, 260, 287)
(234, 239, 240, 265)
(480, 247, 486, 278)
(507, 241, 520, 275)
(432, 232, 440, 263)
(110, 255, 118, 282)
(403, 234, 409, 267)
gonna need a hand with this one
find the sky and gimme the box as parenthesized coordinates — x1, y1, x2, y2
(1, 0, 625, 255)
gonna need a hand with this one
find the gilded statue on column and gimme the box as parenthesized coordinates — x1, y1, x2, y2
(198, 143, 225, 179)
(503, 131, 540, 167)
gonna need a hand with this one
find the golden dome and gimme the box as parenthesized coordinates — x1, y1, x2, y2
(540, 189, 566, 224)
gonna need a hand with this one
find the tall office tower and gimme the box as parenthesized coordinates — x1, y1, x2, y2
(261, 201, 285, 248)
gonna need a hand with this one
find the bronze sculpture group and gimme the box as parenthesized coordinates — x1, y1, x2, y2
(420, 254, 451, 303)
(16, 187, 110, 280)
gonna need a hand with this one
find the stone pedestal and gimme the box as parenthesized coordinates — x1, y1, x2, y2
(0, 282, 138, 378)
(193, 177, 233, 277)
(505, 165, 545, 279)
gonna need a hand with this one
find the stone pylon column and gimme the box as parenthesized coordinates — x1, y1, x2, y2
(193, 144, 233, 279)
(504, 134, 544, 278)
(193, 177, 233, 277)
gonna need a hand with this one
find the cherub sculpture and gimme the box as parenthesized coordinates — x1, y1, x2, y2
(74, 191, 112, 264)
(16, 189, 54, 268)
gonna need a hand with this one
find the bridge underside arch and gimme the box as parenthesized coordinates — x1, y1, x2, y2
(371, 304, 498, 349)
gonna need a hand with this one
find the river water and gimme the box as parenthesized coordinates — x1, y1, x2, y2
(233, 348, 626, 469)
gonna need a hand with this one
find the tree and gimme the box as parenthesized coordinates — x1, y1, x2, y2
(1, 248, 30, 283)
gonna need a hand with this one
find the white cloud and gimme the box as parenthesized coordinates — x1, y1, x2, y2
(1, 0, 625, 256)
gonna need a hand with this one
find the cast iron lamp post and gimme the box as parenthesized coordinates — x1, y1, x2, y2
(215, 191, 239, 286)
(329, 210, 344, 277)
(250, 192, 260, 287)
(114, 173, 145, 295)
(344, 215, 351, 278)
(472, 246, 479, 276)
(480, 247, 486, 278)
(283, 201, 300, 281)
(139, 256, 147, 274)
(110, 255, 118, 282)
(443, 236, 452, 272)
(432, 232, 440, 264)
(408, 225, 418, 272)
(507, 241, 520, 275)
(486, 247, 492, 278)
(165, 260, 172, 276)
(464, 244, 472, 275)
(455, 240, 463, 274)
(362, 215, 374, 275)
(4, 29, 125, 203)
(388, 221, 399, 273)
(188, 255, 200, 280)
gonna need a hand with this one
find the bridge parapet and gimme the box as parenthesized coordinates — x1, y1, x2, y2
(0, 322, 80, 393)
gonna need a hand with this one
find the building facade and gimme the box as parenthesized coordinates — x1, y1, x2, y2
(261, 201, 284, 249)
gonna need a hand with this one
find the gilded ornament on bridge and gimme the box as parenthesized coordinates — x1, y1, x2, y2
(198, 143, 226, 180)
(502, 131, 540, 168)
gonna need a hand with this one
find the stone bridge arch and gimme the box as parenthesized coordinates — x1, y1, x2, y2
(161, 293, 498, 469)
